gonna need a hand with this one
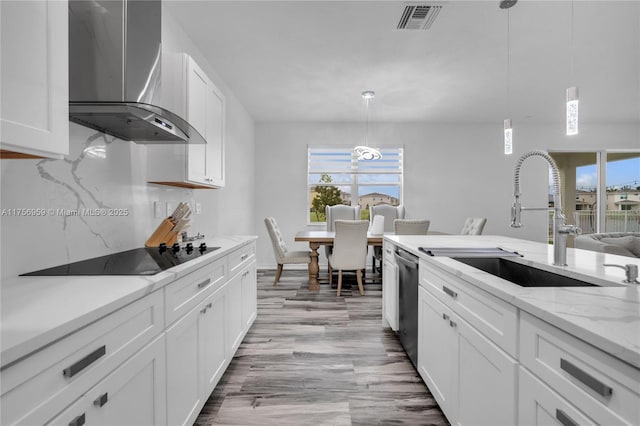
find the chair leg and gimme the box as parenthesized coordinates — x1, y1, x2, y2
(329, 264, 333, 286)
(356, 269, 365, 295)
(273, 264, 283, 285)
(337, 270, 343, 296)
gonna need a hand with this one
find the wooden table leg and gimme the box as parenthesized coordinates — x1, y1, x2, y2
(308, 242, 320, 291)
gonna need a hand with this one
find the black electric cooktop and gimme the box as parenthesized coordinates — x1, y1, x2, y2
(21, 243, 220, 276)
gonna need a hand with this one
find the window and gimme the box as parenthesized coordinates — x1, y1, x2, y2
(307, 147, 403, 223)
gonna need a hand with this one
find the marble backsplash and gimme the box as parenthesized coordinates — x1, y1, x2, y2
(1, 123, 200, 278)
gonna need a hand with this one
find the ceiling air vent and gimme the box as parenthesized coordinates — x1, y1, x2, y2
(397, 4, 442, 30)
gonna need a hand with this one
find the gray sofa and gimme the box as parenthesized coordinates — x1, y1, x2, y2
(574, 232, 640, 258)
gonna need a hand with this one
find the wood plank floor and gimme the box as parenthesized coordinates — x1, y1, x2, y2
(194, 269, 449, 426)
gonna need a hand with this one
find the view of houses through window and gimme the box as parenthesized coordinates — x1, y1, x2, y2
(307, 147, 403, 223)
(550, 151, 640, 240)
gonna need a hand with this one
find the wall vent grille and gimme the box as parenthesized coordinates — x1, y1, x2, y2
(397, 4, 442, 30)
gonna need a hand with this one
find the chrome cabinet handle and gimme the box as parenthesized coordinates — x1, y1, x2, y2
(442, 313, 450, 321)
(197, 278, 212, 289)
(449, 320, 457, 328)
(200, 307, 207, 314)
(241, 254, 249, 261)
(560, 358, 613, 397)
(443, 285, 457, 298)
(63, 346, 106, 378)
(206, 302, 212, 309)
(68, 413, 86, 426)
(556, 409, 579, 426)
(93, 392, 108, 407)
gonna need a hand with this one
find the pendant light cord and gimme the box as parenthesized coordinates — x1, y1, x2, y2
(507, 9, 511, 114)
(570, 0, 575, 83)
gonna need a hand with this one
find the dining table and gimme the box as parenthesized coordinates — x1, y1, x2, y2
(294, 230, 383, 290)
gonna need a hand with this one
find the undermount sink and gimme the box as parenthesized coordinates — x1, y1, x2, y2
(453, 257, 598, 287)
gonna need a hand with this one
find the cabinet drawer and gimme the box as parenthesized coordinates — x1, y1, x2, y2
(228, 243, 255, 277)
(419, 260, 518, 357)
(520, 312, 640, 425)
(165, 257, 226, 326)
(519, 366, 597, 426)
(0, 290, 163, 425)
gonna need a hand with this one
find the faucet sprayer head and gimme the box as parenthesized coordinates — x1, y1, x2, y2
(510, 200, 522, 228)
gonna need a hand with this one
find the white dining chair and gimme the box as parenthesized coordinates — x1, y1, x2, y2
(394, 219, 430, 235)
(264, 217, 310, 285)
(325, 204, 361, 267)
(460, 217, 487, 235)
(328, 220, 369, 296)
(369, 204, 405, 272)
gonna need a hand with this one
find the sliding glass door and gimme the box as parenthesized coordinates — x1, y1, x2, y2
(550, 151, 639, 245)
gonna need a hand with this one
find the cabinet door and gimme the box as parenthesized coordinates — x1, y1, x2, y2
(418, 286, 457, 419)
(186, 58, 209, 184)
(204, 82, 225, 187)
(46, 336, 167, 426)
(456, 316, 518, 426)
(519, 367, 597, 426)
(382, 258, 398, 331)
(201, 287, 228, 396)
(241, 262, 257, 330)
(89, 335, 167, 426)
(166, 305, 202, 426)
(226, 272, 244, 356)
(0, 0, 68, 158)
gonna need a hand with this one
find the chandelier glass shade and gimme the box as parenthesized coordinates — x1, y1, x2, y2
(354, 91, 382, 161)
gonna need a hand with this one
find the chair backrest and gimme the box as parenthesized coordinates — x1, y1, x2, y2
(394, 219, 430, 235)
(370, 204, 405, 232)
(331, 220, 369, 270)
(460, 217, 487, 235)
(264, 217, 288, 263)
(325, 204, 361, 231)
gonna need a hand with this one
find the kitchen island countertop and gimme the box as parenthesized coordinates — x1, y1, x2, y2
(0, 235, 257, 369)
(385, 234, 640, 369)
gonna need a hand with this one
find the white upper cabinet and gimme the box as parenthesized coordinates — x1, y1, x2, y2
(0, 0, 69, 159)
(147, 54, 225, 189)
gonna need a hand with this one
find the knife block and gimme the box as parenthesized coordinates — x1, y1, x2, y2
(145, 218, 178, 247)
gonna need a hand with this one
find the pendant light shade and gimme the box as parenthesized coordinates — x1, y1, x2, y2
(354, 91, 382, 161)
(504, 119, 513, 155)
(566, 86, 579, 136)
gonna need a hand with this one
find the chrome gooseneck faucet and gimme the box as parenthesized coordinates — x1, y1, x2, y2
(510, 150, 581, 266)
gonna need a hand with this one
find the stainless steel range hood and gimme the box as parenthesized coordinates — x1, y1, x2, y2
(69, 0, 204, 144)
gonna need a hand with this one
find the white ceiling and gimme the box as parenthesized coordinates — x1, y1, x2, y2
(164, 0, 639, 124)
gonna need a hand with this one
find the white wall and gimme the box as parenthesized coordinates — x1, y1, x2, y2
(254, 121, 639, 269)
(0, 10, 255, 278)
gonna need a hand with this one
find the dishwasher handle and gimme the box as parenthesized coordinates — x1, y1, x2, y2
(394, 251, 419, 270)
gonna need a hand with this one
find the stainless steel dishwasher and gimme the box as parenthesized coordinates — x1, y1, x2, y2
(394, 247, 419, 368)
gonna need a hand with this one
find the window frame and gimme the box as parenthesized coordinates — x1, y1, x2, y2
(306, 146, 404, 225)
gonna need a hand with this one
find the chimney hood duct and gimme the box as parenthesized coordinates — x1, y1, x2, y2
(68, 0, 204, 145)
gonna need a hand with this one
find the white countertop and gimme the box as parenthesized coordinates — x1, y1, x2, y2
(385, 235, 640, 369)
(0, 235, 257, 369)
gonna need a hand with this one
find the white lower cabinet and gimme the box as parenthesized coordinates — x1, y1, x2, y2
(382, 242, 399, 331)
(48, 335, 167, 426)
(226, 270, 245, 357)
(418, 284, 518, 426)
(519, 366, 597, 426)
(166, 285, 228, 426)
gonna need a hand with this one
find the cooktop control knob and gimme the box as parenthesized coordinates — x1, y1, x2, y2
(159, 243, 167, 254)
(199, 242, 207, 253)
(172, 242, 181, 254)
(186, 242, 194, 253)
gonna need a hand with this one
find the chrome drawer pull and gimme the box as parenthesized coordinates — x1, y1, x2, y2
(68, 413, 85, 426)
(197, 278, 212, 289)
(442, 313, 450, 321)
(560, 358, 613, 397)
(449, 320, 457, 328)
(556, 409, 578, 426)
(206, 302, 212, 309)
(443, 286, 457, 298)
(93, 392, 108, 407)
(241, 254, 249, 261)
(63, 345, 106, 378)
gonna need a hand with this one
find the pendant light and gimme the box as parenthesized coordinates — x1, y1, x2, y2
(354, 91, 382, 161)
(502, 1, 516, 154)
(566, 1, 579, 135)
